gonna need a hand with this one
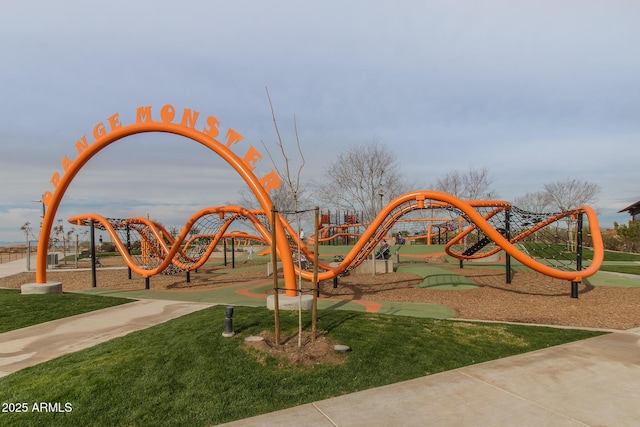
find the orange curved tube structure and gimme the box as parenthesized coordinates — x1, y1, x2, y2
(294, 191, 603, 283)
(69, 206, 276, 278)
(444, 205, 511, 260)
(68, 190, 603, 291)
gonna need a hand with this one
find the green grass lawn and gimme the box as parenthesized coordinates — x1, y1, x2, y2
(0, 306, 604, 426)
(603, 250, 640, 262)
(0, 289, 131, 333)
(599, 264, 640, 275)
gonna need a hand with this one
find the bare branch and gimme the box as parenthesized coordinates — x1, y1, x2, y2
(293, 114, 305, 192)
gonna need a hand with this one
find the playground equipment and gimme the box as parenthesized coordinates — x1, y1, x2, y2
(69, 190, 603, 299)
(316, 210, 457, 246)
(67, 207, 272, 278)
(31, 104, 604, 299)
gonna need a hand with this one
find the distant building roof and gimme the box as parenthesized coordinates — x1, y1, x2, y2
(618, 200, 640, 214)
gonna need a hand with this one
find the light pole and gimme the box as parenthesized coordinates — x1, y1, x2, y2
(29, 199, 46, 270)
(21, 222, 31, 271)
(31, 199, 45, 222)
(378, 169, 385, 215)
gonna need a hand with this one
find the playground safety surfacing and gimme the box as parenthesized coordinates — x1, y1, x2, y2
(75, 273, 458, 320)
(69, 251, 468, 319)
(71, 247, 640, 322)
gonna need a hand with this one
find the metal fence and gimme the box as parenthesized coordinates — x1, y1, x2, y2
(0, 250, 27, 264)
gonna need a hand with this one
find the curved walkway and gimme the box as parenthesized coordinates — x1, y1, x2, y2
(220, 326, 640, 426)
(0, 299, 215, 378)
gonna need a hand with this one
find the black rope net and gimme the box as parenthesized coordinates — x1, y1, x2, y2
(339, 198, 590, 274)
(86, 211, 273, 275)
(443, 204, 591, 271)
(76, 200, 591, 279)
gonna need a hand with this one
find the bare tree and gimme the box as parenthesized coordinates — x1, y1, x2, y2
(316, 140, 407, 223)
(51, 219, 75, 265)
(543, 178, 600, 211)
(433, 166, 496, 200)
(543, 178, 600, 252)
(433, 170, 464, 198)
(20, 222, 37, 240)
(513, 191, 551, 213)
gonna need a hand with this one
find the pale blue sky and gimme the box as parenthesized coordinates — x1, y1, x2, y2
(1, 0, 639, 242)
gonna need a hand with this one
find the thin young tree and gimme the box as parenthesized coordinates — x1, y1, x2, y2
(237, 184, 312, 224)
(261, 87, 309, 347)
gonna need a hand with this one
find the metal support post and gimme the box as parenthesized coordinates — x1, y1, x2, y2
(223, 239, 227, 266)
(271, 207, 280, 346)
(231, 238, 235, 268)
(312, 207, 319, 342)
(505, 210, 512, 284)
(90, 220, 97, 288)
(126, 225, 132, 280)
(571, 213, 584, 299)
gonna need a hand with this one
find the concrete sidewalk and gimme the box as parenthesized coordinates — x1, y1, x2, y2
(221, 328, 640, 426)
(0, 257, 28, 278)
(0, 299, 215, 378)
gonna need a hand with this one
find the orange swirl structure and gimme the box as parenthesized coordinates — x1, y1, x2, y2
(68, 191, 604, 297)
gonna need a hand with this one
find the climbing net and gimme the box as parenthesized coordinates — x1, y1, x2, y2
(68, 191, 601, 289)
(75, 209, 273, 275)
(443, 204, 592, 271)
(339, 197, 592, 274)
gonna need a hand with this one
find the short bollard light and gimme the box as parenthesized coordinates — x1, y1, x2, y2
(222, 306, 235, 337)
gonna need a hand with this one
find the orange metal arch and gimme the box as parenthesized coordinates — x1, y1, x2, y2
(36, 121, 297, 295)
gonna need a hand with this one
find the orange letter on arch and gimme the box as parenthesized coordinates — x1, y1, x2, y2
(93, 122, 107, 140)
(75, 136, 89, 155)
(50, 172, 61, 189)
(259, 169, 281, 194)
(242, 145, 262, 171)
(180, 109, 199, 129)
(61, 156, 74, 172)
(42, 191, 53, 207)
(136, 106, 153, 123)
(225, 128, 243, 148)
(201, 115, 220, 139)
(160, 104, 176, 123)
(108, 113, 122, 130)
